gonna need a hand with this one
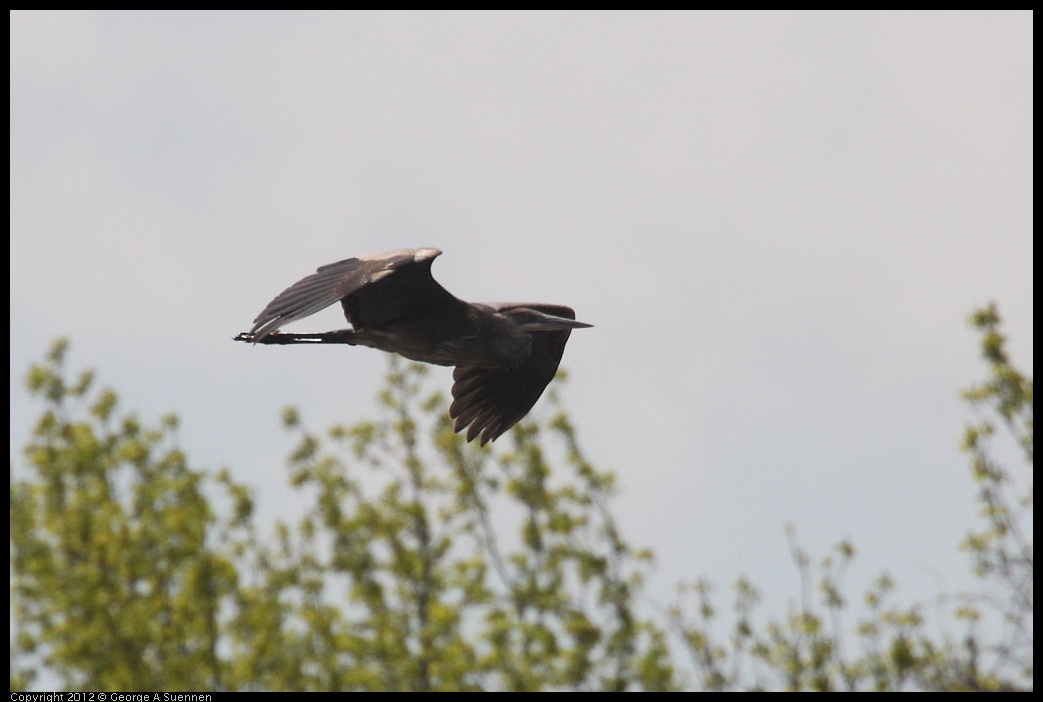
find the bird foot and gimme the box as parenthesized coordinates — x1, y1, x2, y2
(233, 330, 357, 345)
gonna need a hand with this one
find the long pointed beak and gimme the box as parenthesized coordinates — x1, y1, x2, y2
(519, 312, 593, 332)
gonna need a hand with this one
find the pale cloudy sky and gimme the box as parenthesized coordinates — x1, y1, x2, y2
(11, 11, 1032, 621)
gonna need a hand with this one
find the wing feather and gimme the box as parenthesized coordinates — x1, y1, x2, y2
(450, 305, 576, 446)
(248, 248, 443, 340)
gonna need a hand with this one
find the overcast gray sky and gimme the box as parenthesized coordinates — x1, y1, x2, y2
(11, 11, 1032, 623)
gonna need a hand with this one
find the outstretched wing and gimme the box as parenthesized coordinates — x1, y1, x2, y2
(247, 248, 450, 341)
(449, 304, 577, 446)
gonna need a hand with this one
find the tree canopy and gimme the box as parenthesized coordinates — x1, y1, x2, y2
(10, 305, 1032, 691)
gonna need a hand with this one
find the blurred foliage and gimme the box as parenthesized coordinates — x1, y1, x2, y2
(669, 303, 1032, 691)
(11, 342, 672, 691)
(10, 305, 1031, 690)
(11, 339, 252, 691)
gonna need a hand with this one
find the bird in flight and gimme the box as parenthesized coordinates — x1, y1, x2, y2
(234, 248, 591, 445)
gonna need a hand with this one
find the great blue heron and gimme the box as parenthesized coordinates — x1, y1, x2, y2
(234, 248, 591, 445)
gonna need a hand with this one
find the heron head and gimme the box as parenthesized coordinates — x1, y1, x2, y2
(507, 307, 593, 333)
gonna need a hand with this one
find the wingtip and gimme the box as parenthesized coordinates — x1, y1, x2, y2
(414, 247, 442, 261)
